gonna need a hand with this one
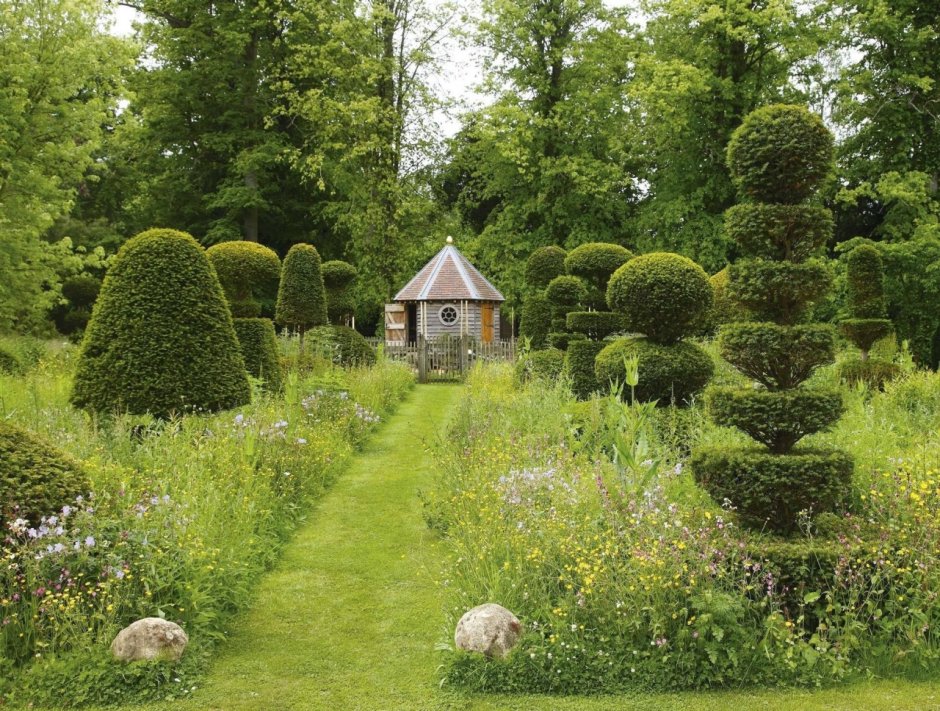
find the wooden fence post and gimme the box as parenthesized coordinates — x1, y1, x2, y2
(418, 334, 427, 384)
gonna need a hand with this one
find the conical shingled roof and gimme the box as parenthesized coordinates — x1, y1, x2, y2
(394, 242, 504, 302)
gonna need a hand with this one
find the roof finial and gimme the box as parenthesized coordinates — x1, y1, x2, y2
(446, 235, 454, 245)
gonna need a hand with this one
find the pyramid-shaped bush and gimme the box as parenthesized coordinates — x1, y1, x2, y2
(72, 229, 251, 417)
(276, 243, 328, 353)
(692, 105, 851, 535)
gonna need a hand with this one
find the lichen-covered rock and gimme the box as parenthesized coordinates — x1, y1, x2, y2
(110, 617, 188, 662)
(454, 603, 522, 658)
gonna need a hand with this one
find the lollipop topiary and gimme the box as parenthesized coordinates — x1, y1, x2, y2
(71, 229, 251, 417)
(838, 244, 898, 387)
(276, 243, 329, 353)
(322, 260, 358, 326)
(692, 105, 850, 536)
(206, 241, 281, 318)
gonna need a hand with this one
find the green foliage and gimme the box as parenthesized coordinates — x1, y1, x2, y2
(275, 244, 328, 332)
(840, 319, 893, 353)
(707, 268, 745, 332)
(607, 253, 712, 344)
(565, 311, 624, 340)
(692, 447, 853, 533)
(726, 104, 834, 203)
(754, 538, 843, 615)
(233, 318, 283, 392)
(321, 260, 358, 289)
(525, 247, 568, 290)
(564, 243, 632, 307)
(0, 421, 89, 529)
(727, 259, 832, 324)
(544, 275, 587, 316)
(317, 325, 376, 367)
(321, 260, 358, 325)
(0, 347, 21, 375)
(845, 244, 887, 319)
(547, 331, 586, 351)
(878, 238, 940, 368)
(515, 348, 565, 385)
(71, 229, 251, 417)
(519, 293, 552, 349)
(838, 357, 902, 390)
(707, 386, 844, 453)
(718, 323, 836, 390)
(724, 204, 833, 262)
(206, 241, 281, 318)
(595, 337, 714, 406)
(60, 275, 101, 309)
(564, 340, 605, 400)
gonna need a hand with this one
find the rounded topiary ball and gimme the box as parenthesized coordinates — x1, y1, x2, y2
(607, 253, 712, 344)
(564, 243, 633, 306)
(71, 229, 251, 417)
(206, 241, 281, 318)
(727, 104, 834, 204)
(525, 246, 567, 290)
(545, 275, 587, 314)
(321, 260, 358, 289)
(0, 421, 90, 529)
(595, 337, 714, 405)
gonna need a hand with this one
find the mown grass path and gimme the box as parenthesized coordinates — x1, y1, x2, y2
(104, 384, 940, 710)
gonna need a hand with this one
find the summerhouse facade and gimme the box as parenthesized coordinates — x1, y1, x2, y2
(386, 238, 505, 345)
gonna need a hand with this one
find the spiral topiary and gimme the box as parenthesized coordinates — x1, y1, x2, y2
(564, 243, 633, 309)
(525, 246, 567, 290)
(693, 105, 848, 536)
(0, 422, 90, 529)
(71, 229, 251, 417)
(276, 243, 328, 352)
(206, 241, 281, 318)
(607, 253, 712, 345)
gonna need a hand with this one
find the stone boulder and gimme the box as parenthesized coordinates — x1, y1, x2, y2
(454, 603, 522, 658)
(110, 617, 189, 662)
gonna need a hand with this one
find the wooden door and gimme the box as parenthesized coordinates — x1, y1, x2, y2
(385, 303, 406, 345)
(481, 303, 494, 343)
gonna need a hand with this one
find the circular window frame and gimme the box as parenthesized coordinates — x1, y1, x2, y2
(438, 305, 460, 326)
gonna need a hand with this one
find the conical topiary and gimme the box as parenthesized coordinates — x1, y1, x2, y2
(692, 105, 851, 535)
(71, 229, 251, 417)
(275, 243, 328, 352)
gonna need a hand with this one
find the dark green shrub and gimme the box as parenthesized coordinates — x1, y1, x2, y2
(566, 311, 624, 339)
(206, 241, 281, 318)
(564, 243, 633, 308)
(845, 244, 887, 319)
(607, 253, 712, 344)
(692, 447, 852, 534)
(727, 259, 831, 324)
(753, 538, 844, 615)
(840, 318, 893, 353)
(321, 260, 358, 325)
(516, 348, 565, 384)
(233, 318, 283, 391)
(520, 292, 552, 349)
(565, 340, 605, 400)
(726, 104, 834, 204)
(879, 238, 940, 367)
(706, 386, 844, 452)
(718, 323, 836, 390)
(0, 346, 21, 374)
(61, 275, 101, 308)
(71, 229, 251, 417)
(0, 421, 90, 529)
(707, 268, 745, 332)
(595, 337, 714, 405)
(545, 275, 587, 316)
(838, 357, 902, 390)
(317, 325, 376, 366)
(548, 331, 587, 351)
(525, 246, 567, 290)
(724, 204, 833, 262)
(275, 243, 328, 339)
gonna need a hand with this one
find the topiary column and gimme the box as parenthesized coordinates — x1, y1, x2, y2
(692, 105, 851, 535)
(275, 243, 328, 354)
(321, 260, 358, 326)
(520, 246, 567, 349)
(71, 229, 251, 417)
(838, 244, 899, 387)
(596, 252, 714, 406)
(207, 241, 284, 391)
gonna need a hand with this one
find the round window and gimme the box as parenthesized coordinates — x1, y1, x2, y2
(439, 305, 459, 325)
